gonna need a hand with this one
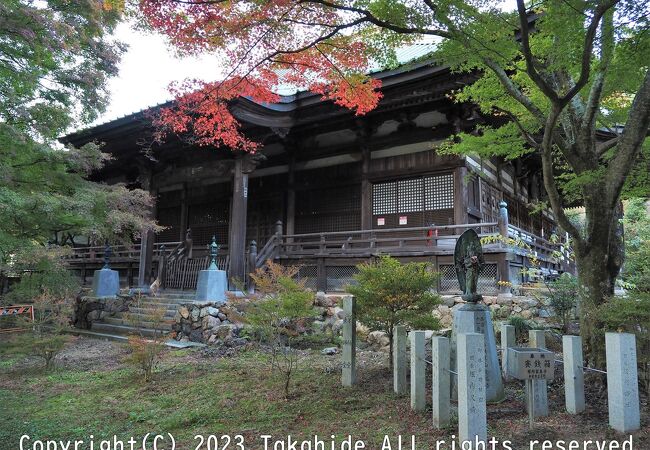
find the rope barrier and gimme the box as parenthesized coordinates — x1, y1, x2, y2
(554, 359, 607, 374)
(580, 366, 608, 375)
(419, 357, 457, 375)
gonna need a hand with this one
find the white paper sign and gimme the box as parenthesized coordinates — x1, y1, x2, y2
(377, 218, 385, 226)
(399, 216, 407, 225)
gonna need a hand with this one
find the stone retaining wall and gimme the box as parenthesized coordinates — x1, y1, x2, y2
(172, 303, 247, 346)
(433, 294, 553, 329)
(72, 294, 133, 329)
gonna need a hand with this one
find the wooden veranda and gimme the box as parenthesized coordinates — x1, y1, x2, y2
(66, 205, 574, 294)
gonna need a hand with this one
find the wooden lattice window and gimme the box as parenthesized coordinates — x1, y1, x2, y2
(424, 173, 454, 210)
(295, 185, 361, 234)
(372, 182, 397, 215)
(398, 178, 424, 213)
(373, 173, 454, 215)
(372, 173, 455, 230)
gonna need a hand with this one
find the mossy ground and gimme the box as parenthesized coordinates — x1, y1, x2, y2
(0, 336, 647, 450)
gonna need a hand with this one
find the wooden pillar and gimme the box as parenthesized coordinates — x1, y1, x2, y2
(360, 143, 372, 231)
(179, 182, 188, 241)
(356, 122, 373, 231)
(228, 157, 249, 285)
(286, 154, 296, 236)
(454, 166, 470, 226)
(137, 167, 156, 290)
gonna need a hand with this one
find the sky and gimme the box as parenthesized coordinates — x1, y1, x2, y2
(95, 2, 515, 128)
(95, 20, 224, 126)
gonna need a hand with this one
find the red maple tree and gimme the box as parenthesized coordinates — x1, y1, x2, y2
(138, 0, 387, 151)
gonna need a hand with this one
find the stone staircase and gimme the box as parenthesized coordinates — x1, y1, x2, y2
(90, 290, 195, 338)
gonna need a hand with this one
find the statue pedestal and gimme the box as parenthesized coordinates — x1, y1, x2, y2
(91, 268, 120, 298)
(195, 269, 227, 303)
(451, 303, 505, 403)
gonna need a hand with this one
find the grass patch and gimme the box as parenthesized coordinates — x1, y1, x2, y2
(1, 339, 648, 450)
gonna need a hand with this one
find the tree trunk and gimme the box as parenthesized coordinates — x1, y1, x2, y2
(388, 327, 394, 371)
(574, 204, 623, 366)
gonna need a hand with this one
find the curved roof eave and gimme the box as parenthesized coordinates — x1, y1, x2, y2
(60, 57, 447, 146)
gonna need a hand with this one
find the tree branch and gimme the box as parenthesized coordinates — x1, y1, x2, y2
(516, 0, 560, 102)
(583, 9, 615, 138)
(540, 105, 585, 246)
(596, 136, 619, 156)
(300, 0, 453, 38)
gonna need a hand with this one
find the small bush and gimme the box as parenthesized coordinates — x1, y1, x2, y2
(123, 294, 168, 382)
(507, 316, 543, 343)
(0, 250, 76, 370)
(347, 255, 440, 367)
(246, 261, 315, 397)
(125, 336, 166, 382)
(545, 273, 579, 333)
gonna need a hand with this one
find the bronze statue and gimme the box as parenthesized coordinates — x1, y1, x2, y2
(454, 229, 485, 303)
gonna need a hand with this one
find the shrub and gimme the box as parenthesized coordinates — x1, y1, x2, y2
(125, 335, 166, 382)
(123, 294, 168, 382)
(246, 261, 314, 397)
(507, 315, 544, 343)
(544, 273, 579, 333)
(0, 249, 76, 370)
(347, 255, 440, 367)
(599, 294, 650, 395)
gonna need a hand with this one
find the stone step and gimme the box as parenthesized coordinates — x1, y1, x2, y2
(111, 311, 176, 322)
(125, 308, 177, 317)
(91, 322, 170, 338)
(133, 301, 182, 309)
(101, 317, 173, 331)
(68, 328, 130, 343)
(133, 297, 191, 304)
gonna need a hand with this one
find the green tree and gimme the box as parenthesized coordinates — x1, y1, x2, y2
(0, 1, 159, 282)
(132, 0, 650, 363)
(347, 256, 440, 367)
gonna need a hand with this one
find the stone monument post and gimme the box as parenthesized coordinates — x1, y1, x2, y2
(393, 325, 407, 396)
(91, 242, 120, 298)
(501, 324, 515, 381)
(195, 236, 228, 303)
(341, 295, 357, 387)
(527, 330, 549, 417)
(450, 229, 505, 402)
(606, 332, 640, 433)
(432, 336, 450, 428)
(457, 332, 487, 449)
(563, 335, 585, 414)
(410, 330, 426, 412)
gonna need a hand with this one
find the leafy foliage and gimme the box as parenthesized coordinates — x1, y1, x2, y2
(125, 336, 166, 382)
(0, 250, 76, 371)
(621, 199, 650, 292)
(246, 261, 315, 397)
(507, 315, 543, 344)
(0, 1, 160, 302)
(544, 273, 579, 334)
(347, 256, 439, 365)
(0, 0, 124, 139)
